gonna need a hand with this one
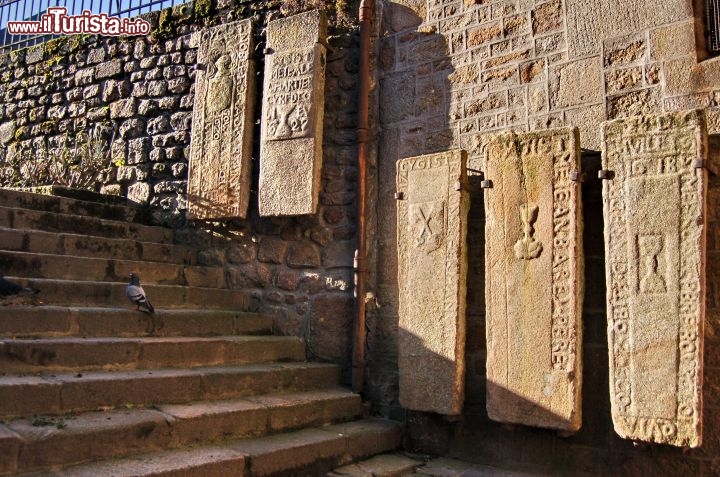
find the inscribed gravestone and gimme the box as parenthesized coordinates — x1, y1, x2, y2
(397, 150, 469, 415)
(602, 110, 707, 447)
(187, 19, 255, 220)
(259, 10, 327, 216)
(483, 128, 583, 431)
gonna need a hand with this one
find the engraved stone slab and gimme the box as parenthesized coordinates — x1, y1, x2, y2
(602, 110, 707, 447)
(259, 10, 327, 216)
(483, 128, 583, 431)
(397, 150, 469, 415)
(187, 19, 255, 220)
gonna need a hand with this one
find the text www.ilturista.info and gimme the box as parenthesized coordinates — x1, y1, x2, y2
(7, 7, 150, 36)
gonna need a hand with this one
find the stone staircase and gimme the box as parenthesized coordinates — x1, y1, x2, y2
(0, 189, 401, 476)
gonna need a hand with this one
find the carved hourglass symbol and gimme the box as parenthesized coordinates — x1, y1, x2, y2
(273, 103, 297, 139)
(638, 235, 667, 293)
(514, 203, 543, 260)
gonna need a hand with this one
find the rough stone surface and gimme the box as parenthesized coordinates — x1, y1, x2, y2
(602, 110, 707, 447)
(0, 120, 15, 145)
(259, 10, 327, 216)
(482, 128, 583, 431)
(565, 0, 692, 57)
(549, 57, 603, 109)
(396, 150, 469, 415)
(187, 19, 255, 220)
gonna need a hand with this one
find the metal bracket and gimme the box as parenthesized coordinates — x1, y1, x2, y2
(394, 191, 405, 200)
(480, 180, 493, 189)
(598, 169, 614, 180)
(694, 159, 705, 169)
(570, 171, 586, 183)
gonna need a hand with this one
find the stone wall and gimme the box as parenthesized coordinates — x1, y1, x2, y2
(0, 1, 362, 381)
(370, 0, 720, 473)
(0, 16, 197, 226)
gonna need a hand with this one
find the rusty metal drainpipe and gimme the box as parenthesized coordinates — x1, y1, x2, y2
(353, 0, 372, 394)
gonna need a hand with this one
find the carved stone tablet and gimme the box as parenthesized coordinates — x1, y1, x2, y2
(187, 19, 255, 220)
(259, 10, 327, 216)
(483, 128, 583, 431)
(397, 150, 469, 415)
(602, 110, 707, 448)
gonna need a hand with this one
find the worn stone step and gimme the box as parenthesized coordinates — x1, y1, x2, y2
(0, 388, 363, 475)
(0, 188, 148, 224)
(3, 277, 253, 310)
(0, 306, 272, 339)
(15, 419, 402, 477)
(0, 206, 172, 244)
(0, 251, 225, 288)
(0, 362, 339, 419)
(0, 226, 196, 265)
(329, 453, 423, 477)
(0, 335, 305, 372)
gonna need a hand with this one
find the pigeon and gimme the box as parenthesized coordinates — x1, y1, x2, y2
(126, 272, 154, 313)
(0, 276, 38, 296)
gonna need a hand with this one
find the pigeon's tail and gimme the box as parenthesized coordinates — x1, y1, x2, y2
(142, 300, 155, 314)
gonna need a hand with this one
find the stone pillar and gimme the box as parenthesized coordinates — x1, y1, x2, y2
(259, 10, 327, 216)
(482, 128, 583, 432)
(396, 150, 469, 416)
(602, 110, 707, 448)
(187, 19, 255, 220)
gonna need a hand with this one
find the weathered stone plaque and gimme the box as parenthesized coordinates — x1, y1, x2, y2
(259, 10, 327, 216)
(187, 19, 255, 220)
(602, 110, 707, 447)
(397, 150, 469, 415)
(483, 128, 583, 431)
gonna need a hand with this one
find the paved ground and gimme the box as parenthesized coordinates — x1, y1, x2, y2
(407, 457, 551, 476)
(331, 454, 553, 477)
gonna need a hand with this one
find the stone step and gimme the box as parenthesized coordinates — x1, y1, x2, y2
(13, 419, 402, 477)
(0, 188, 148, 224)
(0, 388, 363, 475)
(0, 306, 272, 339)
(3, 277, 253, 310)
(0, 226, 196, 265)
(0, 335, 305, 372)
(329, 453, 423, 477)
(0, 362, 339, 419)
(0, 206, 172, 244)
(0, 251, 224, 288)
